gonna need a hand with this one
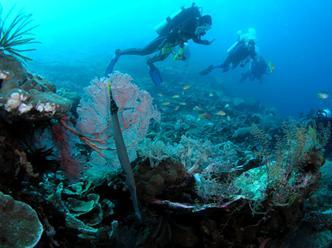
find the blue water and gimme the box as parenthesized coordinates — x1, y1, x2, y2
(2, 0, 332, 116)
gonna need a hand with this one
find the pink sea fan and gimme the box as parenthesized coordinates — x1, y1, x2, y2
(76, 71, 160, 166)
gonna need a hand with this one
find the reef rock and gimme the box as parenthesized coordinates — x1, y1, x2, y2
(0, 54, 28, 85)
(0, 54, 72, 121)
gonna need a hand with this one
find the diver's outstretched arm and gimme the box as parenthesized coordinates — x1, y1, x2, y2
(193, 37, 214, 45)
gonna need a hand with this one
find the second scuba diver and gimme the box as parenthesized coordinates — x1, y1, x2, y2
(200, 28, 257, 75)
(240, 55, 275, 83)
(105, 3, 213, 85)
(312, 108, 332, 159)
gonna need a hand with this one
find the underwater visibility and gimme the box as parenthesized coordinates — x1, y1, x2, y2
(0, 0, 332, 247)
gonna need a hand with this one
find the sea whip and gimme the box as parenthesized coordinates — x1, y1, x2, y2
(108, 82, 142, 221)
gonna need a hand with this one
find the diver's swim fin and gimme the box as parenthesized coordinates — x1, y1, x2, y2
(200, 65, 215, 75)
(105, 52, 120, 76)
(149, 64, 163, 86)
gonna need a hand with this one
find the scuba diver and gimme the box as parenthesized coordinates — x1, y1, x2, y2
(105, 3, 213, 85)
(240, 55, 275, 82)
(200, 28, 257, 75)
(316, 108, 332, 122)
(313, 108, 332, 159)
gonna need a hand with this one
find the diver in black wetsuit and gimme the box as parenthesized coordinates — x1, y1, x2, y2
(200, 29, 257, 75)
(312, 108, 332, 159)
(240, 55, 271, 82)
(106, 4, 213, 85)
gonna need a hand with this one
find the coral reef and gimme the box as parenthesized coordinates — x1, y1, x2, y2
(0, 53, 330, 247)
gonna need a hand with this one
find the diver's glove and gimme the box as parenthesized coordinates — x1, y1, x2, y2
(200, 65, 215, 75)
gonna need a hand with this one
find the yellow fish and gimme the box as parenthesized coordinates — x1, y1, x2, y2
(215, 110, 226, 116)
(317, 92, 329, 100)
(172, 94, 180, 99)
(162, 101, 171, 106)
(179, 102, 187, 106)
(174, 106, 180, 111)
(183, 84, 191, 90)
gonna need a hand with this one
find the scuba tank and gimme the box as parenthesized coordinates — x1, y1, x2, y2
(237, 28, 257, 43)
(225, 30, 245, 53)
(155, 9, 182, 35)
(155, 4, 201, 36)
(227, 41, 239, 54)
(227, 28, 257, 53)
